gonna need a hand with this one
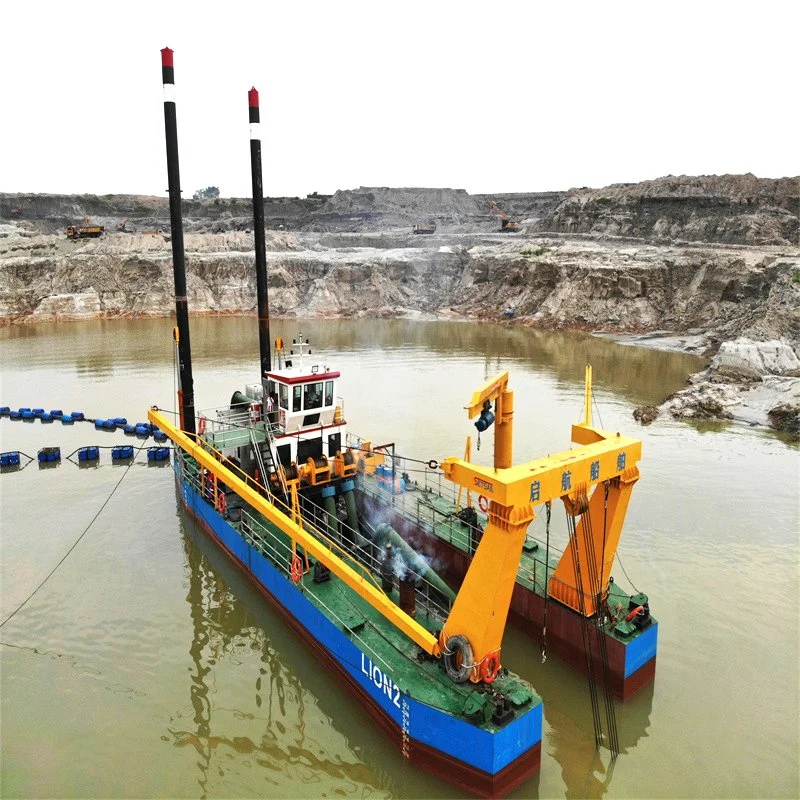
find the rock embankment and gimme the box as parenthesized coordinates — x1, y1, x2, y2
(650, 339, 800, 438)
(1, 177, 798, 435)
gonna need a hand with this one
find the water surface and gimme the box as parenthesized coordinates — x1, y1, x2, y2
(1, 318, 797, 798)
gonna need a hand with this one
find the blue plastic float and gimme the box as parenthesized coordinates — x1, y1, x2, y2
(112, 445, 135, 460)
(147, 446, 170, 461)
(78, 446, 100, 461)
(37, 447, 61, 462)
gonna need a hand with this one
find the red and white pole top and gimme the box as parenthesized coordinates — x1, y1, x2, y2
(161, 47, 175, 102)
(248, 86, 261, 139)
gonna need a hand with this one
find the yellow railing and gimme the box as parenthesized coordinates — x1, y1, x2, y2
(149, 408, 440, 657)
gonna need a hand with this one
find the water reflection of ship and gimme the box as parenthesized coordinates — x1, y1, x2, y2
(173, 497, 399, 799)
(504, 627, 654, 800)
(550, 684, 654, 800)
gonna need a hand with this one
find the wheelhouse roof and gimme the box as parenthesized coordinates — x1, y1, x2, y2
(265, 370, 340, 385)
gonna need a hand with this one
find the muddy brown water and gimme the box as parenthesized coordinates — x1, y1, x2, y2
(1, 318, 797, 799)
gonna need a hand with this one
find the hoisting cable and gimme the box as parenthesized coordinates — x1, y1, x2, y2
(592, 393, 605, 431)
(565, 501, 603, 751)
(581, 484, 619, 758)
(0, 443, 147, 632)
(541, 501, 552, 663)
(600, 480, 620, 757)
(615, 553, 640, 595)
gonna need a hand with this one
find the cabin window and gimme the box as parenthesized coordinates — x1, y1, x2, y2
(324, 380, 334, 407)
(293, 385, 302, 412)
(303, 381, 323, 410)
(277, 444, 292, 467)
(328, 433, 341, 457)
(267, 380, 277, 398)
(278, 383, 288, 410)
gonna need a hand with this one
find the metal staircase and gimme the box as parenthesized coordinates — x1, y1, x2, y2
(250, 423, 289, 499)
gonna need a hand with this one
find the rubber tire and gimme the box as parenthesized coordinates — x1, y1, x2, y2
(443, 635, 473, 684)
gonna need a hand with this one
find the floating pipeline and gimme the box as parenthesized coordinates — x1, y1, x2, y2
(78, 446, 100, 462)
(1, 451, 28, 468)
(112, 445, 135, 460)
(2, 407, 168, 441)
(0, 443, 168, 469)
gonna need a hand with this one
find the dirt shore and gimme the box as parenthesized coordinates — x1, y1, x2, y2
(2, 178, 798, 435)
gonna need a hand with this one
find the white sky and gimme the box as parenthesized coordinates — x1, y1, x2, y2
(1, 1, 797, 198)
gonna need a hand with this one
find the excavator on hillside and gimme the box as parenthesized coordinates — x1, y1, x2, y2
(488, 200, 520, 232)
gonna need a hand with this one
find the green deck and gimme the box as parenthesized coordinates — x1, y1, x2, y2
(203, 421, 270, 451)
(358, 471, 644, 643)
(182, 455, 538, 729)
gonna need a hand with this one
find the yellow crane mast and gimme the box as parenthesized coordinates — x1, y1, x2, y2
(438, 367, 641, 682)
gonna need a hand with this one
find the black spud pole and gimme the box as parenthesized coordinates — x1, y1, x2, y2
(248, 87, 271, 377)
(161, 47, 195, 434)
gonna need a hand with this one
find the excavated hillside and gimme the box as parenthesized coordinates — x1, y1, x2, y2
(1, 176, 798, 433)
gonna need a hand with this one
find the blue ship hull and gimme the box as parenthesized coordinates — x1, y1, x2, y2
(175, 461, 543, 797)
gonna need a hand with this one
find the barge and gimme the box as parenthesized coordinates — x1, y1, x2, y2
(152, 48, 544, 797)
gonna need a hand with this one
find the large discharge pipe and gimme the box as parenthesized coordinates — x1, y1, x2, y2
(160, 47, 195, 435)
(374, 523, 456, 603)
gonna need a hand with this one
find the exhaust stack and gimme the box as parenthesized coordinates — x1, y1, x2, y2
(160, 47, 196, 434)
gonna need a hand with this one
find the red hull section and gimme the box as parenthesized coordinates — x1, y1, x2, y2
(366, 498, 655, 701)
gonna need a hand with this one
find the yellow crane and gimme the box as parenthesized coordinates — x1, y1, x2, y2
(437, 366, 641, 681)
(149, 366, 640, 686)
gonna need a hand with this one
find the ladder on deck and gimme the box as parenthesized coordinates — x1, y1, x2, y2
(250, 424, 289, 499)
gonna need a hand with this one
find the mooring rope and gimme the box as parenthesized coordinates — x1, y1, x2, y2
(0, 443, 148, 632)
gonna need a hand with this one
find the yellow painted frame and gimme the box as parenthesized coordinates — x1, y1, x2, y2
(148, 408, 440, 657)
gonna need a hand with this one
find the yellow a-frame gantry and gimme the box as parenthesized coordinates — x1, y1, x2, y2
(439, 367, 641, 682)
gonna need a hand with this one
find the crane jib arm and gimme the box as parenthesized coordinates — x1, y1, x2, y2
(440, 430, 641, 508)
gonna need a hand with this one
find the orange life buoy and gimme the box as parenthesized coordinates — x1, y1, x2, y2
(481, 653, 501, 684)
(218, 491, 227, 514)
(198, 415, 207, 435)
(290, 555, 303, 584)
(478, 495, 489, 513)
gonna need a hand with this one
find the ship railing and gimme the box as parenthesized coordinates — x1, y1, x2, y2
(176, 446, 449, 640)
(299, 494, 452, 622)
(193, 405, 284, 447)
(345, 433, 464, 503)
(357, 472, 477, 555)
(513, 543, 604, 613)
(236, 505, 396, 675)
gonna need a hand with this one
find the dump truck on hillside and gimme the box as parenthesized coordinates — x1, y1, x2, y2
(412, 222, 436, 234)
(66, 218, 105, 240)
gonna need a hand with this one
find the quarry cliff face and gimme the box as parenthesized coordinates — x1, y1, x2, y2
(1, 176, 797, 352)
(2, 176, 798, 434)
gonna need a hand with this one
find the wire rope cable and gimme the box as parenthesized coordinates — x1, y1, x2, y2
(0, 444, 148, 632)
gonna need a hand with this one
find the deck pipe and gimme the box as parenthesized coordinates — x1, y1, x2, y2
(340, 479, 361, 540)
(320, 485, 339, 542)
(161, 47, 196, 435)
(373, 522, 456, 603)
(248, 88, 271, 378)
